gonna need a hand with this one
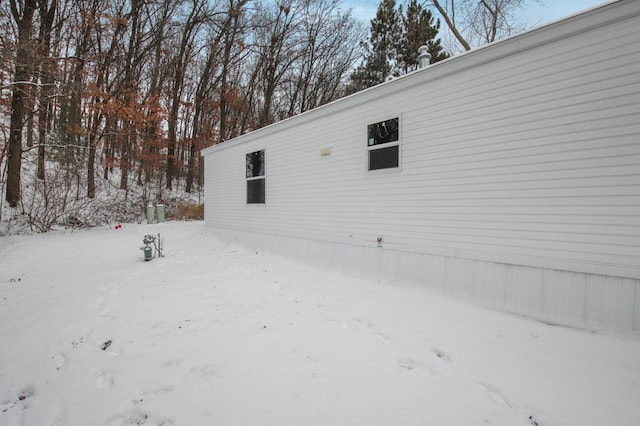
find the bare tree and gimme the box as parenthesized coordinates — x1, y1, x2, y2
(429, 0, 540, 52)
(254, 0, 302, 127)
(1, 0, 390, 224)
(166, 0, 209, 190)
(85, 0, 128, 198)
(6, 0, 37, 207)
(218, 0, 250, 145)
(286, 0, 364, 116)
(35, 0, 57, 181)
(108, 0, 157, 193)
(185, 0, 250, 193)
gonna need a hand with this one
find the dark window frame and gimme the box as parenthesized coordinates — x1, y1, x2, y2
(246, 149, 265, 204)
(367, 117, 400, 171)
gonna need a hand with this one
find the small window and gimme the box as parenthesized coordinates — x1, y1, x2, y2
(246, 150, 265, 204)
(367, 117, 399, 171)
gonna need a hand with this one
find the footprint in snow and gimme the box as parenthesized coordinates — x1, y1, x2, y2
(95, 371, 114, 390)
(100, 311, 115, 321)
(71, 335, 87, 348)
(51, 352, 67, 371)
(1, 386, 35, 414)
(352, 317, 374, 328)
(476, 382, 512, 408)
(189, 364, 217, 376)
(100, 340, 122, 356)
(375, 333, 391, 344)
(138, 385, 174, 398)
(349, 317, 392, 343)
(103, 409, 174, 426)
(161, 359, 184, 368)
(477, 383, 541, 425)
(397, 358, 435, 376)
(398, 358, 418, 370)
(99, 283, 121, 295)
(431, 348, 453, 363)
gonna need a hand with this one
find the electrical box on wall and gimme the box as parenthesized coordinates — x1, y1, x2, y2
(320, 147, 331, 156)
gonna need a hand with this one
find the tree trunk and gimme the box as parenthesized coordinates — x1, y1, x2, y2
(37, 0, 58, 181)
(218, 1, 247, 142)
(185, 142, 198, 193)
(119, 129, 129, 190)
(87, 0, 126, 197)
(6, 0, 37, 207)
(431, 0, 472, 51)
(167, 1, 207, 190)
(166, 16, 192, 190)
(26, 75, 36, 148)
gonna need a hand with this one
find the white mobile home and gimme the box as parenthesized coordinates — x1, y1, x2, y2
(202, 0, 640, 333)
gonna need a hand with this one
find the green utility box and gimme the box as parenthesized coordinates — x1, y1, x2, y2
(146, 205, 155, 224)
(157, 204, 165, 223)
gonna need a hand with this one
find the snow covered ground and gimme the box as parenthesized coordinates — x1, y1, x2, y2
(1, 221, 639, 426)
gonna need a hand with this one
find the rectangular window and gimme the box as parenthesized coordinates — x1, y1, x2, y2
(246, 150, 265, 204)
(367, 117, 399, 171)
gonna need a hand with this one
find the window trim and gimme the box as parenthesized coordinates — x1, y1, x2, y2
(366, 116, 401, 172)
(246, 149, 266, 204)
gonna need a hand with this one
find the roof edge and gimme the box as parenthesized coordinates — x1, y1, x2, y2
(203, 0, 632, 157)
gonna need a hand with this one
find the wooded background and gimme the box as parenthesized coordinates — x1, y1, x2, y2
(0, 0, 530, 230)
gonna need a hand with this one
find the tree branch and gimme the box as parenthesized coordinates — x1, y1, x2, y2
(431, 0, 472, 51)
(22, 143, 91, 153)
(1, 81, 57, 90)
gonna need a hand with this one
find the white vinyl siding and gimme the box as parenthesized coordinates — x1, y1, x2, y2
(203, 1, 640, 330)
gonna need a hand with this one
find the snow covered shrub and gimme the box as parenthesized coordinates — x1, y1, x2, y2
(15, 159, 145, 232)
(20, 164, 90, 232)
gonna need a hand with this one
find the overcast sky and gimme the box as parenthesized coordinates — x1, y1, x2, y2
(345, 0, 609, 28)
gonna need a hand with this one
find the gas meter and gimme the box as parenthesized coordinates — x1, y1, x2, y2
(141, 233, 163, 261)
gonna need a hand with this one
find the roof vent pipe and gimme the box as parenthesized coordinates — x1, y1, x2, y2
(417, 45, 431, 68)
